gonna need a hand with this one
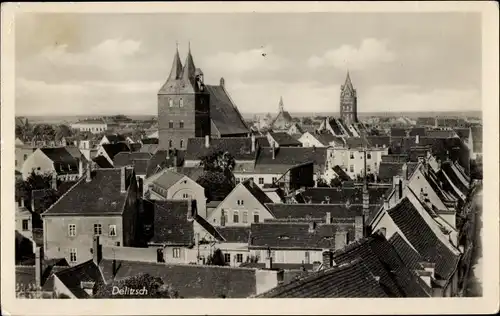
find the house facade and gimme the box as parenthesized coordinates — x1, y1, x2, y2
(71, 119, 108, 134)
(21, 148, 81, 181)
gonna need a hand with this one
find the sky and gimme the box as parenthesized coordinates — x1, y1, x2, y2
(15, 12, 482, 116)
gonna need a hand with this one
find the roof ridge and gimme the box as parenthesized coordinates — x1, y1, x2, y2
(41, 175, 87, 216)
(102, 258, 258, 271)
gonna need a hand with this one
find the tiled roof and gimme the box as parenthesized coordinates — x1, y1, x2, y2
(152, 170, 186, 191)
(103, 134, 126, 143)
(150, 200, 193, 246)
(54, 260, 105, 298)
(242, 179, 274, 206)
(315, 133, 345, 147)
(271, 110, 293, 127)
(337, 119, 353, 136)
(332, 165, 352, 181)
(441, 161, 469, 194)
(425, 130, 456, 138)
(132, 159, 149, 176)
(390, 128, 407, 137)
(366, 136, 391, 148)
(269, 132, 302, 147)
(387, 197, 461, 280)
(98, 259, 257, 298)
(64, 146, 84, 160)
(195, 214, 224, 241)
(139, 144, 159, 155)
(255, 147, 327, 174)
(265, 203, 363, 220)
(216, 227, 250, 243)
(176, 167, 205, 182)
(141, 138, 159, 145)
(185, 137, 257, 161)
(387, 233, 423, 271)
(300, 187, 390, 205)
(40, 148, 79, 175)
(328, 118, 343, 135)
(145, 150, 184, 178)
(101, 143, 131, 162)
(42, 168, 135, 216)
(381, 154, 409, 163)
(92, 156, 113, 168)
(129, 143, 142, 152)
(249, 222, 356, 249)
(205, 85, 249, 136)
(409, 128, 426, 137)
(113, 152, 152, 167)
(378, 162, 418, 183)
(255, 259, 388, 298)
(344, 137, 370, 149)
(332, 235, 430, 297)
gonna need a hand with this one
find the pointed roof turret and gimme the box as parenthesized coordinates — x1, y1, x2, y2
(279, 96, 284, 112)
(167, 42, 183, 81)
(342, 70, 355, 93)
(181, 42, 196, 83)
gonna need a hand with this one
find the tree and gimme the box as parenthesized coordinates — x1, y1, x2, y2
(316, 178, 330, 187)
(94, 273, 179, 298)
(16, 170, 59, 213)
(197, 151, 236, 201)
(206, 249, 226, 266)
(330, 178, 342, 188)
(55, 124, 73, 141)
(32, 124, 56, 142)
(302, 117, 313, 125)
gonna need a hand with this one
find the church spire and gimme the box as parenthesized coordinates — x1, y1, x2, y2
(167, 41, 183, 81)
(279, 96, 284, 112)
(343, 70, 354, 93)
(181, 42, 196, 83)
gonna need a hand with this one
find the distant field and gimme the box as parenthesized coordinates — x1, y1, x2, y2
(18, 110, 481, 124)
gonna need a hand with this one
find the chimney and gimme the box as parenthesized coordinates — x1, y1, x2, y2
(415, 134, 420, 144)
(205, 135, 210, 148)
(312, 261, 322, 271)
(35, 247, 43, 288)
(248, 177, 254, 187)
(402, 163, 408, 181)
(383, 199, 389, 209)
(335, 230, 348, 250)
(187, 199, 194, 221)
(51, 170, 57, 190)
(166, 148, 170, 160)
(271, 143, 276, 160)
(354, 215, 364, 240)
(120, 167, 126, 193)
(112, 259, 117, 278)
(322, 250, 334, 268)
(86, 162, 92, 183)
(416, 269, 432, 288)
(92, 236, 101, 265)
(19, 199, 25, 208)
(251, 134, 256, 152)
(265, 248, 273, 269)
(220, 77, 225, 88)
(220, 210, 226, 227)
(79, 159, 84, 178)
(325, 212, 331, 224)
(308, 221, 316, 233)
(137, 177, 144, 198)
(31, 191, 36, 214)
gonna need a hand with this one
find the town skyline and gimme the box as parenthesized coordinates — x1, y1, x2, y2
(16, 12, 481, 116)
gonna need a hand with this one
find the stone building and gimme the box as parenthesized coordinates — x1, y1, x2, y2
(340, 71, 358, 125)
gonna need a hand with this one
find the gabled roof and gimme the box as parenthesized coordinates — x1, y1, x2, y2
(300, 187, 390, 205)
(255, 147, 327, 174)
(149, 200, 193, 246)
(98, 259, 257, 298)
(255, 259, 388, 298)
(328, 118, 344, 135)
(378, 162, 418, 183)
(64, 146, 84, 161)
(241, 179, 274, 206)
(102, 134, 126, 143)
(141, 138, 159, 145)
(40, 147, 79, 175)
(441, 161, 469, 195)
(145, 150, 184, 178)
(265, 203, 363, 220)
(332, 235, 431, 297)
(249, 222, 356, 249)
(216, 227, 250, 243)
(175, 167, 205, 182)
(185, 137, 257, 161)
(345, 137, 371, 149)
(314, 133, 345, 147)
(139, 144, 159, 155)
(332, 165, 352, 181)
(425, 130, 456, 138)
(269, 132, 302, 147)
(92, 156, 113, 169)
(205, 85, 249, 136)
(100, 143, 131, 162)
(54, 259, 105, 298)
(42, 168, 135, 216)
(386, 197, 461, 280)
(152, 169, 186, 191)
(409, 128, 426, 137)
(366, 136, 391, 148)
(113, 152, 152, 167)
(388, 232, 423, 271)
(390, 128, 407, 137)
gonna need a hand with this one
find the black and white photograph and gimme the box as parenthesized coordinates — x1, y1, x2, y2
(1, 2, 498, 315)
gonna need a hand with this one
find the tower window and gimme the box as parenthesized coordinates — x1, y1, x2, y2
(179, 98, 184, 107)
(168, 121, 174, 129)
(169, 99, 173, 107)
(180, 139, 184, 148)
(179, 121, 184, 129)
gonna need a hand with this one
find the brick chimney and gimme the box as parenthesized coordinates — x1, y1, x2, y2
(335, 230, 348, 250)
(35, 247, 43, 288)
(205, 135, 210, 148)
(251, 134, 256, 152)
(312, 261, 322, 271)
(92, 236, 101, 265)
(322, 250, 334, 268)
(120, 167, 126, 193)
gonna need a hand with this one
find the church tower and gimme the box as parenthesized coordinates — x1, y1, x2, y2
(157, 43, 211, 150)
(340, 71, 358, 124)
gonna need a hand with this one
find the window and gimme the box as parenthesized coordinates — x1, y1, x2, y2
(367, 165, 371, 172)
(169, 99, 173, 107)
(172, 248, 181, 258)
(109, 225, 117, 237)
(258, 177, 264, 185)
(168, 121, 174, 129)
(70, 249, 77, 263)
(169, 140, 173, 148)
(179, 98, 184, 107)
(224, 253, 231, 263)
(236, 254, 243, 263)
(182, 193, 189, 199)
(305, 251, 310, 264)
(253, 212, 260, 223)
(24, 154, 28, 161)
(180, 139, 184, 148)
(272, 177, 277, 183)
(349, 165, 354, 173)
(242, 211, 248, 224)
(367, 153, 372, 159)
(22, 219, 29, 231)
(68, 224, 76, 237)
(179, 121, 184, 129)
(93, 224, 102, 236)
(233, 211, 239, 223)
(350, 152, 354, 159)
(237, 200, 244, 206)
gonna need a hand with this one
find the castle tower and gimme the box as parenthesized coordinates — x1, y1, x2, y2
(340, 71, 358, 125)
(157, 43, 211, 150)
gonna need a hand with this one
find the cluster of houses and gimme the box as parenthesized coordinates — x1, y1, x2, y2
(14, 118, 480, 298)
